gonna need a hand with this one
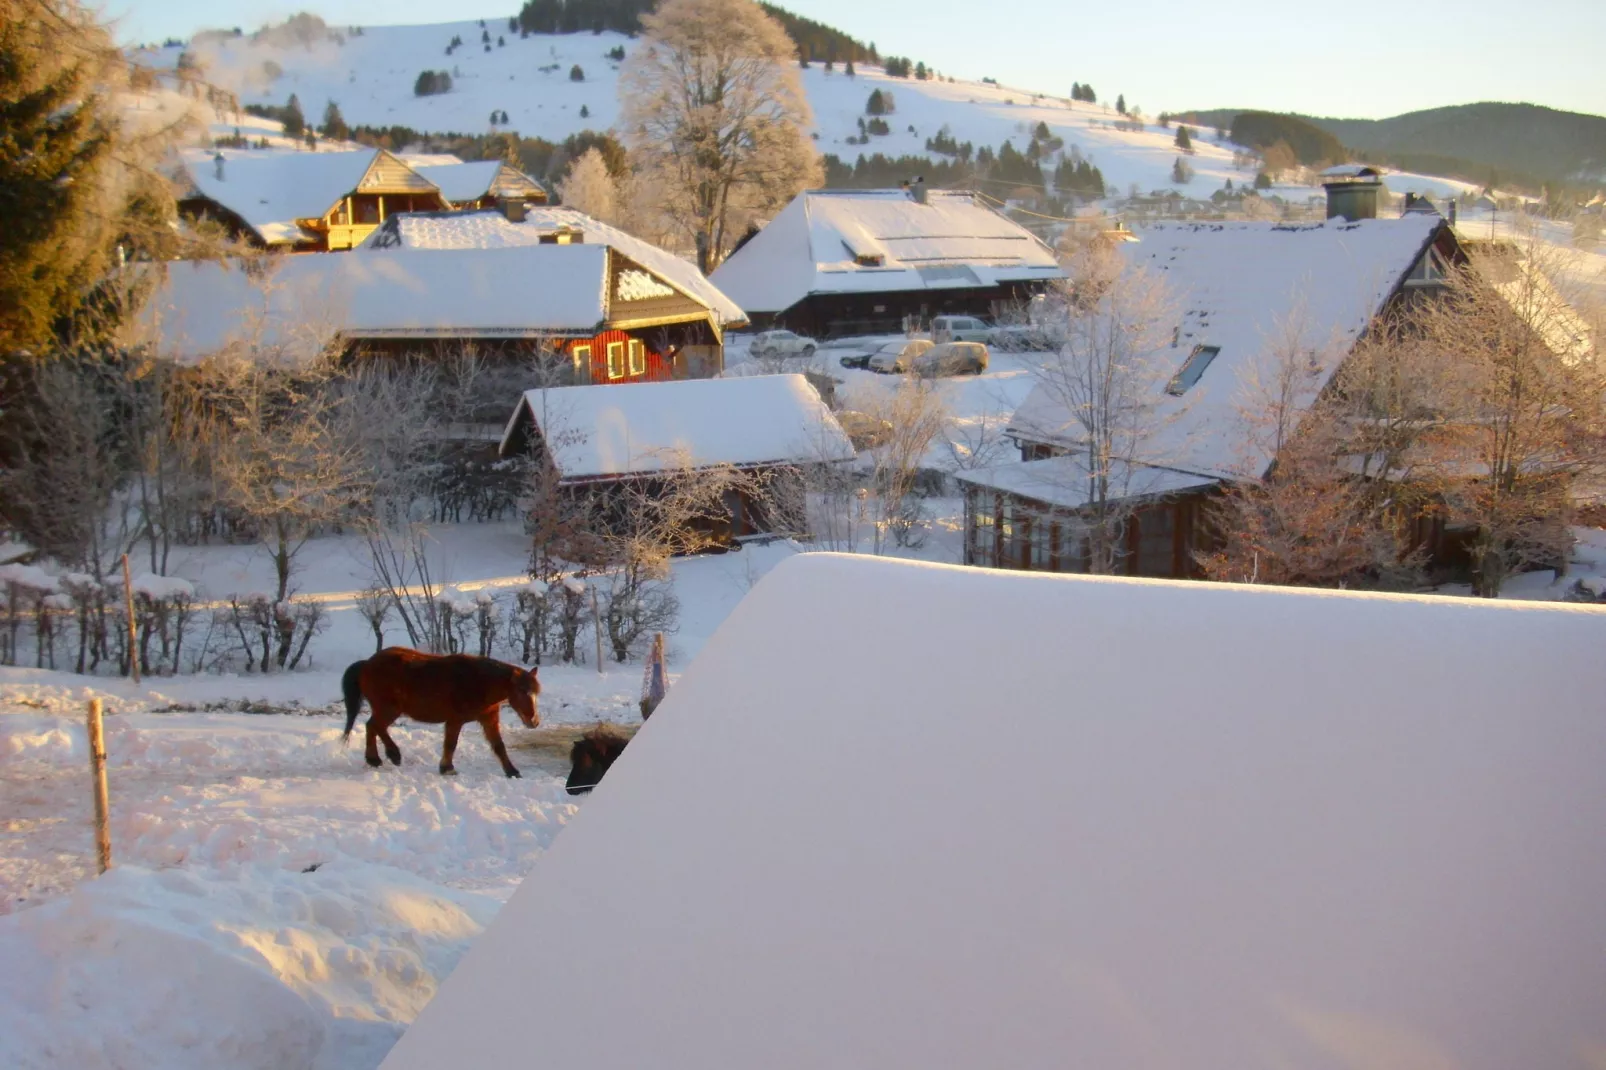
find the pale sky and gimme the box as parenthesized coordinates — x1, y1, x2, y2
(107, 0, 1606, 120)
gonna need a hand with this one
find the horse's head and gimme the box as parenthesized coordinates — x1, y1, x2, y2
(509, 666, 541, 728)
(566, 725, 631, 795)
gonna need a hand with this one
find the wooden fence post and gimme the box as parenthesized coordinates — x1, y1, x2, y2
(590, 585, 604, 673)
(121, 554, 139, 684)
(86, 698, 112, 874)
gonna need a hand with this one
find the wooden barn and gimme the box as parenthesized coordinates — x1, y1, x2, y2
(709, 188, 1065, 339)
(363, 205, 748, 378)
(958, 203, 1466, 580)
(498, 375, 854, 544)
(177, 148, 447, 251)
(147, 209, 746, 386)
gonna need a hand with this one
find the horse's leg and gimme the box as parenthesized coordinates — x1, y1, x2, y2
(439, 718, 463, 776)
(363, 709, 384, 768)
(375, 712, 403, 767)
(479, 710, 521, 779)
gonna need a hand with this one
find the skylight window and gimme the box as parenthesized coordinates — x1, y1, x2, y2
(1166, 345, 1220, 396)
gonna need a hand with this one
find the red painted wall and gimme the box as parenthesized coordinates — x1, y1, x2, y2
(564, 329, 671, 385)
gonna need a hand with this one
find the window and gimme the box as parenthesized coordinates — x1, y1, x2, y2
(1166, 344, 1220, 396)
(572, 344, 591, 379)
(606, 341, 625, 379)
(627, 339, 646, 376)
(968, 491, 997, 568)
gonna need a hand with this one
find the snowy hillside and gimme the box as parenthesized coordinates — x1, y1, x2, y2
(141, 17, 1475, 203)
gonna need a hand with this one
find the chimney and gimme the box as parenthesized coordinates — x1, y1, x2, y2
(1448, 200, 1458, 226)
(911, 176, 928, 205)
(1322, 165, 1382, 222)
(499, 195, 527, 223)
(214, 152, 225, 181)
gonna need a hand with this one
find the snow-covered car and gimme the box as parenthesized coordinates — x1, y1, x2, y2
(866, 338, 935, 374)
(989, 323, 1063, 352)
(748, 330, 818, 360)
(834, 410, 894, 450)
(931, 315, 993, 343)
(913, 341, 990, 378)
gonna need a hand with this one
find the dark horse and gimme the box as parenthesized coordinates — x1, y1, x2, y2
(566, 725, 632, 796)
(342, 647, 540, 778)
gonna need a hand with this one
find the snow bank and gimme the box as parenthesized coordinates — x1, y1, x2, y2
(0, 861, 496, 1070)
(382, 555, 1606, 1070)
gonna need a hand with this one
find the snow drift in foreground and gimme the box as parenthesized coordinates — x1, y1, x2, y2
(0, 861, 495, 1070)
(383, 555, 1606, 1070)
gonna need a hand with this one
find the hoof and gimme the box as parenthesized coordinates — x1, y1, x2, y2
(387, 752, 402, 767)
(505, 768, 522, 779)
(439, 766, 457, 776)
(366, 755, 383, 768)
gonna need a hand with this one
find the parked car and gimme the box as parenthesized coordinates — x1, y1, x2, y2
(866, 338, 935, 374)
(989, 323, 1064, 352)
(834, 410, 894, 450)
(931, 315, 992, 343)
(748, 330, 817, 360)
(913, 341, 990, 377)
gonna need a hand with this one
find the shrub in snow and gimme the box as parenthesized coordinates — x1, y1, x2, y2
(474, 590, 501, 658)
(601, 572, 678, 663)
(221, 594, 327, 673)
(414, 70, 452, 96)
(509, 585, 551, 664)
(569, 64, 585, 82)
(354, 585, 394, 654)
(548, 578, 590, 665)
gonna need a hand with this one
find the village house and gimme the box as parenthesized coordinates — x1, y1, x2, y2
(957, 172, 1464, 579)
(708, 186, 1066, 338)
(176, 147, 451, 251)
(147, 205, 746, 386)
(363, 204, 747, 379)
(498, 374, 854, 543)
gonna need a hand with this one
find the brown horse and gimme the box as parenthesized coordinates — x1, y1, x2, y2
(341, 647, 540, 778)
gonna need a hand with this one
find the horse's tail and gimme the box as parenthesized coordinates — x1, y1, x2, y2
(341, 659, 368, 743)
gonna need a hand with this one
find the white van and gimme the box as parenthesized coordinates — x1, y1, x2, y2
(931, 315, 992, 343)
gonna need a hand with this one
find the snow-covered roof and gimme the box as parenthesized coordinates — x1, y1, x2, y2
(144, 246, 608, 362)
(365, 207, 747, 328)
(410, 161, 545, 205)
(378, 553, 1606, 1070)
(181, 148, 385, 245)
(1010, 215, 1445, 482)
(708, 189, 1066, 314)
(955, 455, 1217, 510)
(395, 153, 467, 167)
(500, 374, 852, 478)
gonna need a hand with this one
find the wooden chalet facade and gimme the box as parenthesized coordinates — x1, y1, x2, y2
(177, 149, 548, 253)
(959, 194, 1469, 581)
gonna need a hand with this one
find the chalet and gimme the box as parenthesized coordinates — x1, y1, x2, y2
(957, 178, 1462, 579)
(146, 231, 739, 384)
(409, 160, 548, 211)
(498, 374, 854, 542)
(708, 188, 1065, 338)
(177, 148, 447, 251)
(361, 205, 747, 379)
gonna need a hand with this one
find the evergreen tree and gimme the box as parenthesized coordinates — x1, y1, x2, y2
(321, 100, 348, 140)
(569, 64, 585, 81)
(283, 94, 305, 136)
(1070, 81, 1081, 101)
(844, 59, 855, 77)
(1115, 93, 1126, 115)
(1171, 157, 1192, 184)
(1174, 125, 1192, 152)
(866, 89, 887, 116)
(1034, 121, 1051, 140)
(1254, 170, 1272, 190)
(0, 3, 118, 352)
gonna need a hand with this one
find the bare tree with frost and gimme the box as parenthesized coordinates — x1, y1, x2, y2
(620, 0, 821, 272)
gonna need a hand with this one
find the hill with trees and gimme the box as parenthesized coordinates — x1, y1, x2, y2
(1186, 102, 1606, 193)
